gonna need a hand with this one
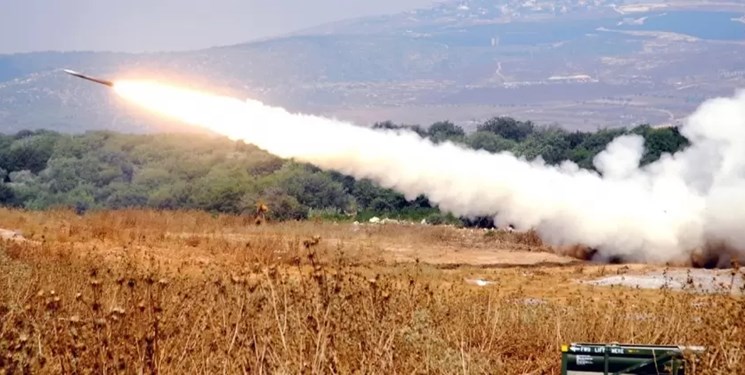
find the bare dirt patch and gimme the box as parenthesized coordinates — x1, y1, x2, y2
(0, 227, 38, 245)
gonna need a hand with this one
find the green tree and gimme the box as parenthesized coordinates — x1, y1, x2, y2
(192, 167, 253, 214)
(259, 187, 308, 221)
(571, 128, 627, 169)
(0, 183, 15, 205)
(466, 131, 517, 153)
(105, 183, 149, 209)
(630, 125, 690, 165)
(477, 117, 534, 142)
(372, 121, 401, 130)
(514, 127, 570, 165)
(351, 179, 405, 212)
(134, 167, 176, 190)
(0, 132, 59, 173)
(427, 121, 465, 144)
(373, 121, 427, 137)
(280, 169, 351, 211)
(148, 181, 195, 210)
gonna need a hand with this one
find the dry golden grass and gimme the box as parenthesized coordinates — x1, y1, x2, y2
(0, 208, 743, 374)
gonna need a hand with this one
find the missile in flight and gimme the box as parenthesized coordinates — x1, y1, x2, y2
(63, 69, 114, 87)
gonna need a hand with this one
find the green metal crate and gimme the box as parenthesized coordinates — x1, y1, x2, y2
(560, 342, 705, 374)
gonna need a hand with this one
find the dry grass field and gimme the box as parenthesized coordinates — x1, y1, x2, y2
(0, 208, 743, 374)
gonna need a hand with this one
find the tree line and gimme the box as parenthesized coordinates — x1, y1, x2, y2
(0, 117, 689, 225)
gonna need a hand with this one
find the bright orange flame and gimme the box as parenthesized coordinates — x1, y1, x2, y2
(111, 79, 381, 163)
(113, 80, 245, 133)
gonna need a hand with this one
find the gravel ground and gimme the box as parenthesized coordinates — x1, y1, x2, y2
(584, 267, 745, 295)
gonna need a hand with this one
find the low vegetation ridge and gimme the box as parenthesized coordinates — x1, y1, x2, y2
(0, 117, 689, 225)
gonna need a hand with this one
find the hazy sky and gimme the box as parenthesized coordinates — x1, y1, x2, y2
(1, 0, 435, 54)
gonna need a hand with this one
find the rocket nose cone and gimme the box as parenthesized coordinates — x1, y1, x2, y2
(61, 69, 114, 87)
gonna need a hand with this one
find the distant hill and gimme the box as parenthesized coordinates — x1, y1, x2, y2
(1, 0, 744, 134)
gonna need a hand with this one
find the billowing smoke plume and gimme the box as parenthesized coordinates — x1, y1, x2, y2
(113, 81, 745, 266)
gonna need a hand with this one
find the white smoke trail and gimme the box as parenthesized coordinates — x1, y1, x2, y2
(113, 81, 745, 265)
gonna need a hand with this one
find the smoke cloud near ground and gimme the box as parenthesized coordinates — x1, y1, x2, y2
(113, 81, 745, 267)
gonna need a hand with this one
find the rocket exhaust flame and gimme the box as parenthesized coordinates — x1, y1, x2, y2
(111, 79, 745, 267)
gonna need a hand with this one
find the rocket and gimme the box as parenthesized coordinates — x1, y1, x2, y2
(63, 69, 114, 87)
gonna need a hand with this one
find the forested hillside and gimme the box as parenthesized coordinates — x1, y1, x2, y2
(0, 118, 689, 224)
